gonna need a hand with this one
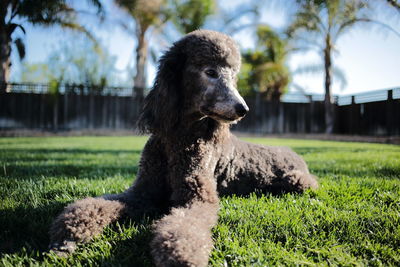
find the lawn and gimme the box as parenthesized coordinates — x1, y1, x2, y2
(0, 136, 399, 266)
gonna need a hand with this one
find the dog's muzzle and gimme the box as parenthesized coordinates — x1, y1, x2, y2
(234, 103, 249, 117)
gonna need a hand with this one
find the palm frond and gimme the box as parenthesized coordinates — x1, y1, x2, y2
(8, 0, 21, 22)
(293, 63, 347, 90)
(6, 23, 26, 36)
(360, 18, 400, 38)
(58, 21, 97, 43)
(216, 1, 258, 33)
(85, 0, 103, 14)
(291, 83, 313, 100)
(385, 0, 400, 12)
(14, 38, 26, 60)
(221, 5, 258, 26)
(332, 66, 347, 90)
(170, 0, 215, 34)
(287, 2, 327, 38)
(114, 0, 138, 14)
(293, 64, 324, 75)
(226, 23, 259, 35)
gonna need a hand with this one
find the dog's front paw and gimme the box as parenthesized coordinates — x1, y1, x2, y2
(49, 240, 77, 257)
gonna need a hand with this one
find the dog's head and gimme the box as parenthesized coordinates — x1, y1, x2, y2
(138, 30, 248, 136)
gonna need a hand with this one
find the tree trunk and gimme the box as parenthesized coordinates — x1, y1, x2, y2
(0, 18, 11, 93)
(324, 35, 334, 134)
(133, 25, 148, 102)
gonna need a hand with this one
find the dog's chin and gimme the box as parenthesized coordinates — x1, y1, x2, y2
(200, 108, 241, 124)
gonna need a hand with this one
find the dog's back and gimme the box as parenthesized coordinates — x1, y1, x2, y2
(215, 134, 318, 196)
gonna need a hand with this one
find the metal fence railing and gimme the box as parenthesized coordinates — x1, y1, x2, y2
(2, 82, 399, 105)
(283, 88, 400, 106)
(337, 88, 400, 106)
(2, 82, 134, 96)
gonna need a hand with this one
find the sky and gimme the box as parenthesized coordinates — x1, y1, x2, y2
(10, 0, 400, 96)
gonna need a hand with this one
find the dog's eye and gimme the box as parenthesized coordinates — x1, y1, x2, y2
(205, 69, 218, 78)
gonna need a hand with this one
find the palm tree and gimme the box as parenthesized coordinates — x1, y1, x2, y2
(240, 25, 290, 101)
(287, 0, 399, 133)
(0, 0, 102, 93)
(115, 0, 215, 100)
(169, 0, 215, 34)
(238, 25, 290, 133)
(115, 0, 165, 101)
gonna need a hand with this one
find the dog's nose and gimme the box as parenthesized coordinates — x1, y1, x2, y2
(235, 103, 249, 117)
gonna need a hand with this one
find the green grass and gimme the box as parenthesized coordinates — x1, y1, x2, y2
(0, 136, 399, 266)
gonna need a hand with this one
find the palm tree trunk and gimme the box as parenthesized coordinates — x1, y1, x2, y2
(324, 35, 334, 134)
(133, 26, 148, 102)
(0, 18, 11, 93)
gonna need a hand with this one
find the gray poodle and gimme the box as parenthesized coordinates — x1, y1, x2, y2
(49, 30, 318, 266)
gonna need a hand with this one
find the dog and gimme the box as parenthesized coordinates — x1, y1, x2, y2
(49, 30, 318, 267)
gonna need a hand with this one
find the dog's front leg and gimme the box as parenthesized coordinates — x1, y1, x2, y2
(49, 136, 169, 256)
(151, 146, 220, 267)
(49, 197, 126, 256)
(151, 198, 219, 267)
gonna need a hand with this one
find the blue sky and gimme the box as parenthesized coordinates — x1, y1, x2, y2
(10, 0, 400, 96)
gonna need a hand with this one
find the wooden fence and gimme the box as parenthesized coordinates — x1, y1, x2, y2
(0, 92, 140, 130)
(0, 84, 399, 136)
(232, 99, 326, 134)
(336, 90, 400, 136)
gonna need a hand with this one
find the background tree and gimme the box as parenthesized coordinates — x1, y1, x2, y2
(115, 0, 165, 100)
(213, 0, 259, 35)
(240, 25, 290, 101)
(20, 37, 119, 92)
(0, 0, 102, 93)
(287, 0, 400, 133)
(238, 25, 290, 133)
(115, 0, 215, 101)
(169, 0, 215, 34)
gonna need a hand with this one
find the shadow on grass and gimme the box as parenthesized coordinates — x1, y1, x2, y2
(292, 147, 400, 179)
(0, 148, 143, 180)
(308, 160, 400, 179)
(0, 202, 65, 254)
(2, 164, 139, 180)
(292, 146, 399, 155)
(0, 201, 156, 266)
(373, 166, 400, 179)
(99, 221, 154, 267)
(0, 147, 156, 264)
(0, 148, 143, 155)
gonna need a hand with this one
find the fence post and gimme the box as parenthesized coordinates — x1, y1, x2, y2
(89, 91, 94, 129)
(350, 95, 356, 135)
(386, 90, 393, 136)
(255, 92, 262, 134)
(102, 95, 107, 128)
(113, 95, 117, 129)
(40, 93, 45, 128)
(306, 95, 313, 133)
(53, 97, 58, 131)
(64, 89, 68, 130)
(270, 100, 276, 134)
(277, 103, 283, 133)
(115, 95, 120, 129)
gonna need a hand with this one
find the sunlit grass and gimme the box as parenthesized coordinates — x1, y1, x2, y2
(0, 136, 399, 266)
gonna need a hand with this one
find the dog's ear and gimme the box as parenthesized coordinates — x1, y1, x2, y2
(137, 42, 186, 136)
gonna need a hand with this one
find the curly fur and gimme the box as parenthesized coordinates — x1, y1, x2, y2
(49, 30, 318, 266)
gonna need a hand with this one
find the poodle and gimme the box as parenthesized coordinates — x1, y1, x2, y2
(49, 30, 318, 266)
